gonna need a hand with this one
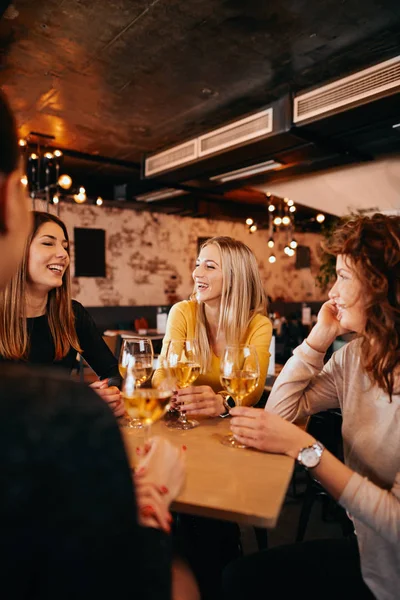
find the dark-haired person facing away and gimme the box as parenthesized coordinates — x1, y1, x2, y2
(0, 90, 186, 599)
(0, 209, 125, 417)
(224, 214, 400, 600)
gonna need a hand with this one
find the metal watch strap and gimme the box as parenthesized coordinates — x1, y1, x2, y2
(297, 441, 325, 469)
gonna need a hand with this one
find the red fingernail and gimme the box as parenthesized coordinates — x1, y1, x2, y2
(144, 443, 151, 453)
(136, 447, 143, 456)
(159, 485, 169, 495)
(182, 445, 187, 451)
(141, 505, 155, 517)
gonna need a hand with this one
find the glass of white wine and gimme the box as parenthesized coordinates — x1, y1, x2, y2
(166, 339, 201, 430)
(118, 337, 154, 429)
(220, 344, 259, 448)
(122, 356, 175, 438)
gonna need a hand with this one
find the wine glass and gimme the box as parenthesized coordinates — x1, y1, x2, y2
(119, 337, 154, 428)
(166, 339, 201, 430)
(122, 355, 175, 440)
(220, 344, 259, 448)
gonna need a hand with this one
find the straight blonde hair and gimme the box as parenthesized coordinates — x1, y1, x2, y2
(191, 236, 268, 372)
(0, 211, 82, 360)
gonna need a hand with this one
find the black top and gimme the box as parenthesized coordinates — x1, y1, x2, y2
(0, 364, 171, 599)
(0, 300, 120, 383)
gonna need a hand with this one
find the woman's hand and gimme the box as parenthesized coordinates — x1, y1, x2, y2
(230, 406, 314, 457)
(307, 299, 352, 353)
(89, 379, 125, 417)
(134, 437, 186, 532)
(176, 385, 225, 417)
(134, 472, 173, 533)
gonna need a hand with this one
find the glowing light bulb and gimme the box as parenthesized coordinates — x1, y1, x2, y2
(287, 199, 294, 206)
(18, 139, 27, 147)
(316, 213, 325, 223)
(52, 195, 59, 204)
(79, 187, 85, 194)
(54, 149, 62, 157)
(268, 204, 276, 212)
(268, 254, 276, 264)
(58, 174, 72, 190)
(96, 197, 103, 206)
(44, 152, 54, 159)
(289, 239, 298, 249)
(267, 238, 275, 248)
(289, 205, 296, 213)
(20, 175, 28, 186)
(273, 216, 282, 226)
(249, 224, 257, 233)
(284, 246, 291, 255)
(246, 217, 254, 226)
(284, 197, 289, 203)
(29, 153, 38, 160)
(282, 216, 291, 225)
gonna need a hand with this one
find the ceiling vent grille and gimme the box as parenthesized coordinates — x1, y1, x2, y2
(198, 108, 273, 157)
(145, 139, 198, 177)
(294, 55, 400, 123)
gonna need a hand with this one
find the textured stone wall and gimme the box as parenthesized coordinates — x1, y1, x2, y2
(37, 202, 327, 306)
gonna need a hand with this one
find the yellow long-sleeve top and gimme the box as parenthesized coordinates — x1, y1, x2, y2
(153, 300, 272, 406)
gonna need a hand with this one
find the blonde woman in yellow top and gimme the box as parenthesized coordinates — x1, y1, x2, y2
(154, 236, 272, 418)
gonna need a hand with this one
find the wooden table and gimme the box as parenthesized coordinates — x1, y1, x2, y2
(122, 416, 294, 528)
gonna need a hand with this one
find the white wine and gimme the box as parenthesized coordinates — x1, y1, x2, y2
(220, 371, 258, 403)
(171, 362, 201, 388)
(132, 364, 153, 386)
(119, 362, 152, 384)
(123, 389, 172, 425)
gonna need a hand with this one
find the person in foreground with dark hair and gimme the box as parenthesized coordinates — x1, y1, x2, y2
(224, 213, 400, 600)
(0, 89, 190, 599)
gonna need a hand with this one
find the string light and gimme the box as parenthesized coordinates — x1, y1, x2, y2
(249, 224, 257, 233)
(52, 195, 59, 204)
(245, 217, 254, 225)
(74, 187, 87, 204)
(287, 199, 294, 206)
(282, 216, 291, 226)
(96, 196, 103, 206)
(20, 175, 28, 186)
(44, 152, 54, 159)
(268, 204, 276, 212)
(18, 139, 27, 147)
(316, 213, 325, 223)
(268, 254, 276, 264)
(290, 239, 298, 249)
(268, 238, 275, 248)
(273, 216, 282, 226)
(54, 149, 62, 157)
(289, 205, 296, 213)
(58, 174, 72, 190)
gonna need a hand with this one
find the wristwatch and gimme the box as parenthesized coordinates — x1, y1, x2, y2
(297, 441, 325, 469)
(219, 391, 236, 418)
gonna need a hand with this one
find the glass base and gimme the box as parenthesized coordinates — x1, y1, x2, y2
(118, 415, 143, 429)
(167, 417, 199, 430)
(221, 434, 247, 449)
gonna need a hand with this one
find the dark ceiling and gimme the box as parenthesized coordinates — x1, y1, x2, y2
(1, 0, 400, 223)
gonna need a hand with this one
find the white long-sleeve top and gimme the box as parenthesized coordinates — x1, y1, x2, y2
(267, 339, 400, 600)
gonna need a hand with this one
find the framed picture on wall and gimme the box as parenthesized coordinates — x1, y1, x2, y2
(74, 228, 106, 277)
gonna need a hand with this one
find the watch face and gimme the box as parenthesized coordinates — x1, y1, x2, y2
(300, 447, 320, 468)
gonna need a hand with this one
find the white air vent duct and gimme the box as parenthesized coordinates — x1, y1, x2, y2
(294, 55, 400, 123)
(145, 139, 198, 177)
(210, 159, 282, 183)
(144, 107, 276, 177)
(198, 108, 273, 157)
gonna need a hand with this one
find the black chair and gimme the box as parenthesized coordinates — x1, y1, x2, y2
(295, 409, 354, 542)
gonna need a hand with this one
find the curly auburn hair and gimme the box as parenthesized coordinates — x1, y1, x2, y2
(326, 213, 400, 399)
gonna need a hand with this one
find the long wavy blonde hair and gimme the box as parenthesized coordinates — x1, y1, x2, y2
(0, 211, 82, 360)
(190, 236, 268, 371)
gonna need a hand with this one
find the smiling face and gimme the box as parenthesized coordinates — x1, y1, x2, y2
(27, 221, 70, 294)
(192, 243, 223, 305)
(328, 254, 367, 334)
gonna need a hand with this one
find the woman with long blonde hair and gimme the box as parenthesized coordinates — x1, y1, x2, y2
(0, 210, 124, 416)
(155, 235, 272, 417)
